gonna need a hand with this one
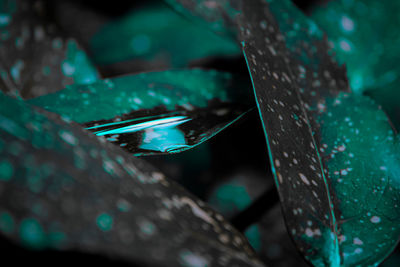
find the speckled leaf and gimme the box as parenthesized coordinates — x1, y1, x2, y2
(238, 2, 400, 265)
(0, 92, 265, 267)
(166, 0, 400, 265)
(28, 69, 252, 155)
(90, 2, 240, 67)
(0, 0, 99, 98)
(311, 0, 400, 130)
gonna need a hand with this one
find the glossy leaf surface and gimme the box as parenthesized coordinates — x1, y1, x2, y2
(311, 0, 400, 129)
(28, 69, 252, 155)
(0, 0, 99, 98)
(90, 2, 240, 67)
(166, 0, 400, 265)
(0, 92, 265, 267)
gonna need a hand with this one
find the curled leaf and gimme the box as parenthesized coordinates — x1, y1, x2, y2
(0, 92, 264, 267)
(28, 69, 252, 155)
(166, 0, 400, 265)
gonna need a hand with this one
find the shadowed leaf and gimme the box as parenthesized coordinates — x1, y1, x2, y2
(166, 0, 400, 265)
(311, 0, 400, 130)
(28, 69, 252, 155)
(207, 169, 309, 267)
(90, 2, 240, 68)
(0, 92, 265, 267)
(0, 0, 99, 98)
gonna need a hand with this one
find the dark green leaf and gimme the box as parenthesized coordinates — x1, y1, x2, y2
(0, 0, 99, 98)
(207, 170, 308, 266)
(166, 0, 400, 265)
(90, 2, 240, 67)
(28, 69, 252, 155)
(311, 0, 400, 130)
(0, 92, 264, 267)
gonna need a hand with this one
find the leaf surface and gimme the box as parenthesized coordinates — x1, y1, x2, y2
(0, 92, 265, 267)
(166, 0, 400, 265)
(28, 69, 252, 155)
(311, 0, 400, 129)
(90, 2, 240, 67)
(0, 0, 99, 98)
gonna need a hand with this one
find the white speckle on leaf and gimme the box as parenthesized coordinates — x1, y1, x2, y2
(370, 216, 381, 224)
(299, 173, 310, 185)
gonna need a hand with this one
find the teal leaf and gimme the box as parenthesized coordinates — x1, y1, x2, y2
(208, 170, 269, 221)
(314, 93, 400, 266)
(28, 69, 252, 155)
(0, 92, 265, 267)
(166, 0, 400, 265)
(90, 2, 240, 68)
(207, 170, 308, 266)
(164, 0, 239, 40)
(250, 202, 310, 267)
(311, 0, 400, 130)
(0, 0, 100, 99)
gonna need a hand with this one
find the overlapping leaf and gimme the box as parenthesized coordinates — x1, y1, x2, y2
(166, 0, 400, 265)
(0, 0, 99, 98)
(28, 69, 252, 155)
(207, 170, 270, 253)
(311, 0, 400, 129)
(0, 92, 265, 267)
(3, 0, 399, 265)
(207, 169, 309, 266)
(90, 1, 240, 68)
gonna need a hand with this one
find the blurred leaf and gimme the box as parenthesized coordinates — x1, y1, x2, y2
(0, 92, 265, 267)
(207, 169, 269, 254)
(166, 0, 400, 265)
(90, 2, 240, 68)
(208, 169, 270, 221)
(207, 169, 308, 266)
(0, 0, 99, 98)
(164, 0, 239, 40)
(311, 0, 400, 129)
(28, 69, 252, 155)
(254, 203, 310, 267)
